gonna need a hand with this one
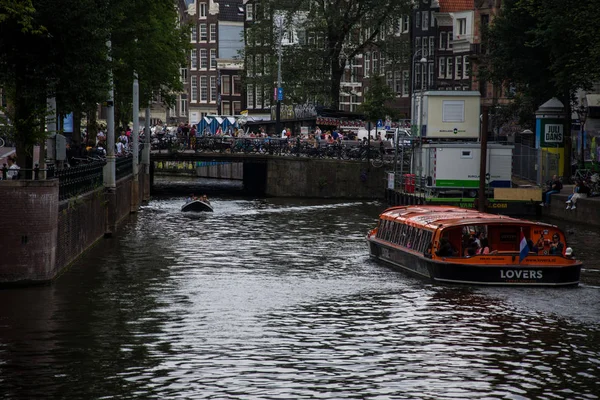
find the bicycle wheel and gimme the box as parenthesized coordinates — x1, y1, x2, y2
(371, 157, 384, 168)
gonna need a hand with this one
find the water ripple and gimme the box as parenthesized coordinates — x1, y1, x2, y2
(0, 197, 598, 399)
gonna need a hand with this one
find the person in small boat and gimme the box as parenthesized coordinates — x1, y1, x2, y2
(549, 233, 564, 255)
(201, 194, 210, 204)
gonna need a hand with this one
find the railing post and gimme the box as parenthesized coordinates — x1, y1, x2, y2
(1, 164, 6, 180)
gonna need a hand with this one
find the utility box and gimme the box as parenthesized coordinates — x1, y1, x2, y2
(415, 91, 481, 139)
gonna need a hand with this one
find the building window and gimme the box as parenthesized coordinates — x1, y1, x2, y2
(422, 37, 428, 58)
(438, 57, 446, 78)
(415, 63, 421, 87)
(387, 71, 394, 91)
(222, 75, 231, 95)
(403, 15, 410, 32)
(210, 76, 216, 102)
(256, 85, 263, 109)
(200, 24, 207, 41)
(200, 76, 208, 102)
(233, 75, 241, 95)
(246, 55, 254, 76)
(402, 70, 409, 96)
(200, 49, 207, 69)
(210, 49, 216, 69)
(246, 4, 253, 20)
(422, 64, 427, 89)
(191, 49, 198, 69)
(455, 56, 462, 79)
(446, 57, 453, 79)
(191, 25, 197, 42)
(191, 76, 198, 102)
(429, 36, 435, 53)
(463, 56, 469, 78)
(263, 54, 270, 75)
(364, 52, 371, 77)
(222, 101, 231, 115)
(393, 71, 401, 94)
(372, 52, 379, 75)
(199, 2, 207, 18)
(247, 85, 254, 108)
(416, 37, 421, 54)
(458, 18, 467, 36)
(210, 24, 216, 42)
(233, 101, 241, 115)
(180, 67, 188, 83)
(415, 12, 420, 28)
(439, 32, 447, 49)
(422, 12, 429, 31)
(180, 95, 187, 117)
(428, 63, 434, 87)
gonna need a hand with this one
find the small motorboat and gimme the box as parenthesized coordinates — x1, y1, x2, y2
(181, 199, 213, 212)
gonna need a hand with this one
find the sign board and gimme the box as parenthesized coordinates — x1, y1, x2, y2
(301, 126, 309, 135)
(544, 124, 563, 144)
(387, 173, 395, 189)
(539, 119, 565, 147)
(277, 87, 284, 101)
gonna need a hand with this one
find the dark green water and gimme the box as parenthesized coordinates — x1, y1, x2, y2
(0, 196, 598, 399)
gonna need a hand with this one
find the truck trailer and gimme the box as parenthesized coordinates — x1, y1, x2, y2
(418, 143, 513, 197)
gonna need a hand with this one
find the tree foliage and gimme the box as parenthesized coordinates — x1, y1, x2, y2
(479, 0, 600, 125)
(0, 0, 188, 166)
(244, 0, 411, 109)
(358, 74, 398, 122)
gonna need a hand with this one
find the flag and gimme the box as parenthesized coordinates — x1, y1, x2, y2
(519, 229, 528, 263)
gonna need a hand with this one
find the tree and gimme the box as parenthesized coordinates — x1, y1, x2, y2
(109, 0, 189, 130)
(244, 0, 411, 109)
(479, 0, 600, 122)
(0, 0, 188, 167)
(358, 74, 398, 123)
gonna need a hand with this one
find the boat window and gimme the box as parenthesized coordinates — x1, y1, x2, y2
(461, 150, 472, 158)
(393, 222, 401, 244)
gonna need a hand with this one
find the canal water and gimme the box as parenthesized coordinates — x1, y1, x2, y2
(1, 195, 599, 399)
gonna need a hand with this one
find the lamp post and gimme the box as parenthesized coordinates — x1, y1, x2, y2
(576, 105, 587, 171)
(412, 49, 427, 187)
(275, 15, 284, 137)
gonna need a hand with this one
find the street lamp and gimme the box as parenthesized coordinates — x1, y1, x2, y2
(576, 104, 587, 171)
(412, 49, 427, 187)
(274, 15, 284, 137)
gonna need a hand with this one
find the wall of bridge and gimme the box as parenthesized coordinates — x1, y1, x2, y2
(264, 158, 386, 199)
(0, 171, 149, 285)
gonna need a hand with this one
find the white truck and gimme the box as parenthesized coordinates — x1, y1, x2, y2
(417, 143, 513, 197)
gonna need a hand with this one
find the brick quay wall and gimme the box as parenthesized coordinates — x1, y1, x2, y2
(0, 171, 149, 286)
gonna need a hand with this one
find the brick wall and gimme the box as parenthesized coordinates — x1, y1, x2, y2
(0, 169, 149, 285)
(55, 186, 107, 276)
(0, 180, 59, 284)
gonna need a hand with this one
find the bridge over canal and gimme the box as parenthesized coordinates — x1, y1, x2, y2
(150, 150, 388, 198)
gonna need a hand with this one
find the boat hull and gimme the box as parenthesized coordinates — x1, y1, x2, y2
(368, 240, 581, 287)
(181, 200, 213, 212)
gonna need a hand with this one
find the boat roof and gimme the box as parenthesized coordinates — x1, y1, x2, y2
(380, 205, 557, 230)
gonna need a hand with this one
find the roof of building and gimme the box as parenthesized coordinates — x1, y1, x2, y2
(219, 0, 244, 22)
(439, 0, 474, 12)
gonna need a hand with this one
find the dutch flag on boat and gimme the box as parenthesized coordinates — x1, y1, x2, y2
(519, 229, 529, 263)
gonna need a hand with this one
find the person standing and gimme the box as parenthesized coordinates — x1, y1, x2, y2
(6, 155, 20, 179)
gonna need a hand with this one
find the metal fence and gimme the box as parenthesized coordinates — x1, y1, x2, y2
(513, 143, 560, 184)
(52, 160, 106, 200)
(513, 143, 538, 183)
